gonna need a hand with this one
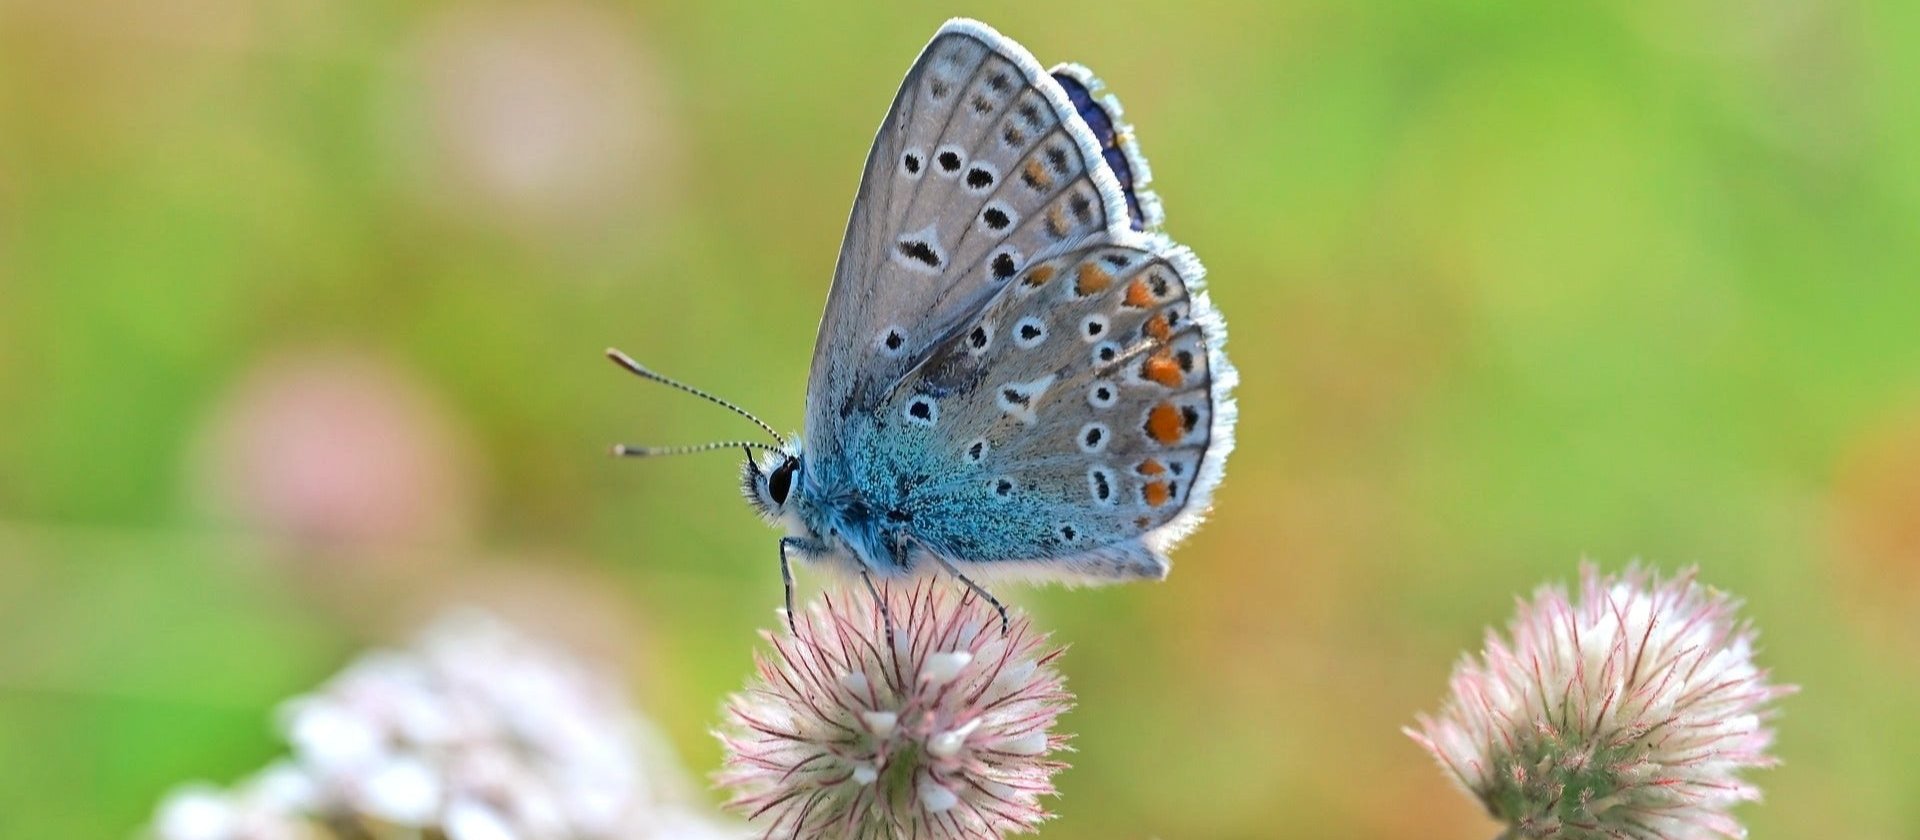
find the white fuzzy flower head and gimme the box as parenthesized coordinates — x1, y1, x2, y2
(147, 611, 741, 840)
(717, 582, 1072, 839)
(1407, 564, 1796, 840)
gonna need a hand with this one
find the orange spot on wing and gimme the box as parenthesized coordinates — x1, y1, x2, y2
(1076, 263, 1114, 296)
(1145, 402, 1183, 445)
(1143, 480, 1172, 507)
(1047, 204, 1069, 237)
(1024, 159, 1052, 189)
(1123, 278, 1155, 308)
(1022, 264, 1055, 288)
(1143, 312, 1171, 341)
(1141, 351, 1183, 387)
(1137, 458, 1166, 475)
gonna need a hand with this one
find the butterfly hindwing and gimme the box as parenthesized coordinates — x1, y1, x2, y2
(876, 234, 1236, 582)
(804, 20, 1129, 469)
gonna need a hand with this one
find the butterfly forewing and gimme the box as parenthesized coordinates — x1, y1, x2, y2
(805, 21, 1128, 469)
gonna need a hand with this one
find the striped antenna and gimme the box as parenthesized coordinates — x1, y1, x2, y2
(611, 440, 782, 458)
(605, 348, 785, 445)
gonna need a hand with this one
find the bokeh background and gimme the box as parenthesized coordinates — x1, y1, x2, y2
(3, 1, 1918, 837)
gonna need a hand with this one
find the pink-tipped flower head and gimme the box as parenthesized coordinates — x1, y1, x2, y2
(1407, 564, 1796, 840)
(717, 582, 1072, 839)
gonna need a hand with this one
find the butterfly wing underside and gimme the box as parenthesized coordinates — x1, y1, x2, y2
(805, 20, 1128, 463)
(805, 19, 1236, 582)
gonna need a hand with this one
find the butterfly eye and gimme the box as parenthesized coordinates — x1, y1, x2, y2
(768, 459, 798, 506)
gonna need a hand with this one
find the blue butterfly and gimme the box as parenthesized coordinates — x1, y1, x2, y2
(610, 18, 1236, 629)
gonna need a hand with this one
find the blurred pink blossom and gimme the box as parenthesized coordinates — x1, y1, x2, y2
(397, 1, 679, 232)
(195, 351, 475, 550)
(1407, 564, 1795, 840)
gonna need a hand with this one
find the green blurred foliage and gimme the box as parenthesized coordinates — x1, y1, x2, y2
(2, 1, 1918, 837)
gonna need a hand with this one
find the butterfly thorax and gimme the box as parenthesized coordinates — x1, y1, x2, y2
(737, 437, 901, 576)
(780, 421, 943, 576)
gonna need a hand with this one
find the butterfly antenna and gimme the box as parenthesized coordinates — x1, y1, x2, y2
(605, 348, 786, 445)
(612, 440, 783, 458)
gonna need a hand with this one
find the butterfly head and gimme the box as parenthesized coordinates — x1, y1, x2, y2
(606, 349, 805, 524)
(742, 442, 805, 523)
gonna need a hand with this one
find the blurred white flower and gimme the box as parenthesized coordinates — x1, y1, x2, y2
(148, 612, 742, 840)
(1407, 564, 1795, 840)
(717, 583, 1071, 839)
(151, 779, 316, 840)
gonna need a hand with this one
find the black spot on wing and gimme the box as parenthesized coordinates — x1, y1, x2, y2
(1017, 102, 1044, 130)
(991, 252, 1017, 280)
(1045, 145, 1071, 175)
(897, 239, 941, 268)
(1068, 192, 1095, 225)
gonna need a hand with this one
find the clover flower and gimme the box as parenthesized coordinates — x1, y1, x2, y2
(1407, 564, 1795, 839)
(717, 582, 1072, 839)
(148, 611, 740, 840)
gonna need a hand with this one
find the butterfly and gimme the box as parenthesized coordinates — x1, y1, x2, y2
(609, 18, 1236, 629)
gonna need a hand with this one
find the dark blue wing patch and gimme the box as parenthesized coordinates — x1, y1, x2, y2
(1054, 72, 1115, 144)
(1051, 71, 1148, 231)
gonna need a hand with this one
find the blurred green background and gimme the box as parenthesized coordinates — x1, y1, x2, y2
(3, 1, 1918, 837)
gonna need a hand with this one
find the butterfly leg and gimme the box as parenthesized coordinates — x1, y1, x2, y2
(930, 553, 1011, 636)
(858, 566, 896, 650)
(778, 536, 826, 636)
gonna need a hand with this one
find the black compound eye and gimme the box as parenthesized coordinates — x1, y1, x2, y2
(767, 459, 798, 506)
